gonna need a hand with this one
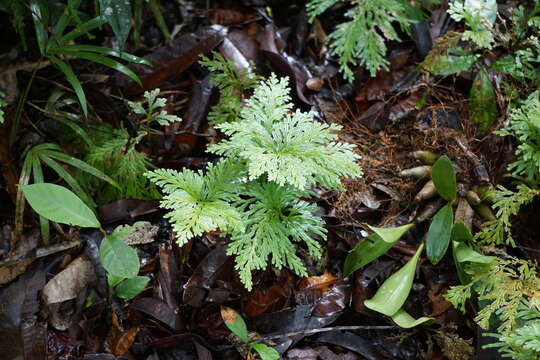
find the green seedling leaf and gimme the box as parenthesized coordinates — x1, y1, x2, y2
(431, 156, 456, 201)
(451, 221, 474, 243)
(344, 223, 414, 276)
(344, 234, 393, 276)
(107, 273, 124, 287)
(469, 68, 497, 134)
(391, 308, 435, 328)
(250, 344, 280, 360)
(115, 276, 149, 299)
(100, 0, 132, 51)
(99, 234, 140, 278)
(21, 183, 100, 228)
(465, 0, 497, 24)
(366, 223, 414, 243)
(220, 306, 249, 343)
(426, 203, 454, 265)
(364, 243, 424, 316)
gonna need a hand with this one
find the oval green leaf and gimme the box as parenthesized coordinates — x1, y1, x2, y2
(115, 276, 150, 299)
(426, 203, 454, 265)
(99, 234, 140, 278)
(431, 156, 456, 201)
(366, 223, 414, 243)
(221, 306, 249, 343)
(391, 308, 435, 328)
(21, 183, 100, 228)
(364, 243, 424, 317)
(250, 344, 280, 360)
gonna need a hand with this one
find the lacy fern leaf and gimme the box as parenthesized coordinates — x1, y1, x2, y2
(228, 181, 326, 290)
(475, 184, 539, 246)
(200, 52, 260, 125)
(146, 160, 243, 245)
(209, 75, 362, 190)
(308, 0, 416, 80)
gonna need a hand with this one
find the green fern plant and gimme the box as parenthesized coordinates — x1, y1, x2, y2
(147, 74, 361, 289)
(475, 184, 539, 246)
(497, 91, 540, 185)
(128, 88, 182, 126)
(306, 0, 420, 80)
(448, 0, 497, 50)
(200, 52, 261, 125)
(84, 126, 160, 205)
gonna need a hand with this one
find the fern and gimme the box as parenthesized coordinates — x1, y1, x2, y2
(228, 181, 326, 289)
(498, 91, 540, 184)
(448, 0, 497, 49)
(128, 88, 182, 126)
(84, 127, 159, 204)
(200, 52, 261, 125)
(209, 75, 361, 190)
(307, 0, 417, 80)
(475, 185, 539, 246)
(444, 258, 540, 335)
(148, 74, 361, 289)
(146, 159, 244, 246)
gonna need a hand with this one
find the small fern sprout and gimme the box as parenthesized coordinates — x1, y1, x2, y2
(128, 88, 182, 126)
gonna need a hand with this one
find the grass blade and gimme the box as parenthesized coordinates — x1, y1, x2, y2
(47, 56, 88, 117)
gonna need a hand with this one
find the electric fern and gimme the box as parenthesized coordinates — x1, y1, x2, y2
(209, 75, 361, 190)
(200, 53, 261, 125)
(145, 159, 243, 245)
(307, 0, 417, 80)
(148, 74, 361, 290)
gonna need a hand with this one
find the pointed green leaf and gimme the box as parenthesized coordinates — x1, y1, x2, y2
(221, 306, 249, 343)
(366, 223, 414, 243)
(30, 155, 50, 243)
(250, 344, 280, 360)
(344, 234, 394, 276)
(58, 44, 151, 65)
(426, 203, 454, 265)
(451, 221, 474, 243)
(344, 223, 414, 276)
(431, 156, 456, 201)
(58, 50, 142, 86)
(58, 16, 106, 45)
(364, 243, 424, 316)
(47, 56, 87, 117)
(100, 0, 132, 51)
(470, 68, 497, 134)
(391, 308, 435, 328)
(20, 183, 100, 228)
(115, 276, 149, 299)
(99, 234, 140, 278)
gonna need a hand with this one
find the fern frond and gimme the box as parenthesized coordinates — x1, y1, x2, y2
(200, 52, 260, 125)
(146, 159, 244, 245)
(475, 184, 539, 246)
(308, 0, 416, 79)
(228, 181, 326, 290)
(209, 75, 362, 190)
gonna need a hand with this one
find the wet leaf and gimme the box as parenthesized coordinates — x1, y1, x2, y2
(431, 156, 456, 201)
(390, 308, 435, 328)
(426, 203, 454, 265)
(364, 243, 424, 316)
(100, 0, 131, 51)
(21, 183, 100, 228)
(469, 68, 497, 134)
(130, 297, 183, 331)
(251, 343, 280, 360)
(115, 276, 150, 299)
(220, 306, 248, 343)
(99, 234, 140, 278)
